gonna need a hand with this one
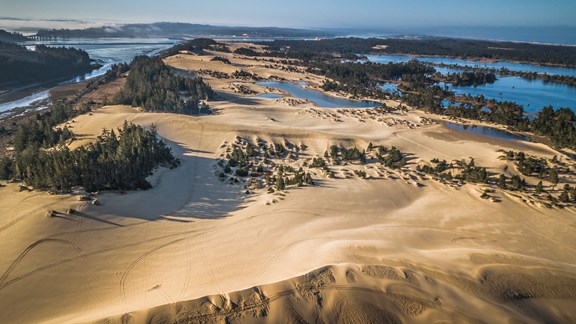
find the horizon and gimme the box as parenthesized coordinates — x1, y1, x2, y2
(2, 17, 576, 46)
(1, 0, 575, 30)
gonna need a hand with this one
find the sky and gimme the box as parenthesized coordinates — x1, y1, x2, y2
(0, 0, 575, 30)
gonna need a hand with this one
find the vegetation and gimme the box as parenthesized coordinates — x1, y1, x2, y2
(379, 38, 576, 67)
(0, 29, 28, 42)
(443, 72, 497, 87)
(376, 146, 406, 169)
(1, 118, 178, 193)
(115, 56, 215, 114)
(0, 41, 94, 87)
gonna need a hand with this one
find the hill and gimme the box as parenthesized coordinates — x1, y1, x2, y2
(33, 22, 334, 39)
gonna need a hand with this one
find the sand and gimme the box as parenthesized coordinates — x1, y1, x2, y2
(0, 46, 575, 323)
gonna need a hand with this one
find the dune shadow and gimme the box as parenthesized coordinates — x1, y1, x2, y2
(74, 211, 125, 227)
(218, 92, 263, 106)
(91, 144, 248, 221)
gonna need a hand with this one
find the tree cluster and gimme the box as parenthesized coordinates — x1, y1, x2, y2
(115, 56, 215, 114)
(1, 121, 179, 193)
(0, 41, 94, 87)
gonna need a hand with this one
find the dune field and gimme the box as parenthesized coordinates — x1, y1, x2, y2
(0, 45, 575, 323)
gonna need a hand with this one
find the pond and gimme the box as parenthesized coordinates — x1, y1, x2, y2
(256, 81, 380, 108)
(445, 122, 529, 142)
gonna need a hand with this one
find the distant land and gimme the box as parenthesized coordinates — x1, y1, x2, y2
(31, 22, 335, 40)
(0, 29, 28, 42)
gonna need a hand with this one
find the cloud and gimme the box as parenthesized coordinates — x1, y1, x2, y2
(0, 17, 108, 34)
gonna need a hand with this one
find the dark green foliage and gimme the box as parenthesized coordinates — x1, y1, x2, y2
(378, 146, 406, 169)
(559, 188, 570, 203)
(379, 38, 576, 67)
(4, 122, 179, 193)
(328, 145, 366, 164)
(0, 41, 93, 87)
(310, 157, 327, 168)
(0, 29, 28, 42)
(211, 56, 231, 64)
(115, 56, 214, 115)
(457, 160, 488, 183)
(276, 175, 285, 190)
(498, 174, 508, 189)
(531, 106, 576, 149)
(234, 47, 259, 56)
(509, 175, 525, 190)
(549, 168, 559, 185)
(12, 103, 80, 152)
(536, 180, 544, 193)
(444, 72, 497, 87)
(418, 159, 449, 175)
(162, 38, 221, 56)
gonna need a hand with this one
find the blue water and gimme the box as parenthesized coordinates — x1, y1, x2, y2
(379, 83, 400, 94)
(256, 81, 379, 108)
(445, 122, 529, 142)
(367, 54, 576, 112)
(365, 55, 576, 77)
(1, 38, 177, 111)
(438, 77, 576, 112)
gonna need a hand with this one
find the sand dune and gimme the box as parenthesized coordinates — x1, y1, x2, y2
(1, 48, 575, 323)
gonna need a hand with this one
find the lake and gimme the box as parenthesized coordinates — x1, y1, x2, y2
(367, 54, 576, 112)
(365, 54, 576, 77)
(438, 77, 576, 113)
(256, 81, 380, 108)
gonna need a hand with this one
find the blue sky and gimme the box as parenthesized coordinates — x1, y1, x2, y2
(1, 0, 575, 28)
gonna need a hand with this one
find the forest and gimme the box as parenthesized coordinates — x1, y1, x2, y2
(115, 55, 215, 114)
(0, 29, 29, 43)
(0, 105, 179, 193)
(261, 37, 576, 67)
(0, 41, 95, 88)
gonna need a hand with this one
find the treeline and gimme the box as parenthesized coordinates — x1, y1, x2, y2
(1, 118, 179, 193)
(317, 60, 434, 98)
(380, 38, 576, 67)
(261, 37, 576, 67)
(0, 41, 95, 87)
(443, 72, 497, 87)
(0, 29, 28, 42)
(433, 63, 576, 87)
(161, 38, 230, 57)
(115, 56, 215, 114)
(263, 38, 388, 61)
(12, 103, 80, 152)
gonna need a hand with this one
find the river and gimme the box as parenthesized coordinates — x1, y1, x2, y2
(0, 38, 177, 114)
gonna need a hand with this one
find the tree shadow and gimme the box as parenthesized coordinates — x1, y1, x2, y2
(217, 92, 263, 106)
(88, 144, 248, 221)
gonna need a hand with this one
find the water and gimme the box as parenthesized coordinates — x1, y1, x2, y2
(379, 83, 400, 94)
(252, 93, 283, 99)
(367, 54, 576, 112)
(256, 81, 379, 108)
(37, 38, 177, 84)
(365, 54, 576, 77)
(0, 90, 50, 113)
(438, 77, 576, 112)
(445, 122, 529, 142)
(1, 38, 177, 112)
